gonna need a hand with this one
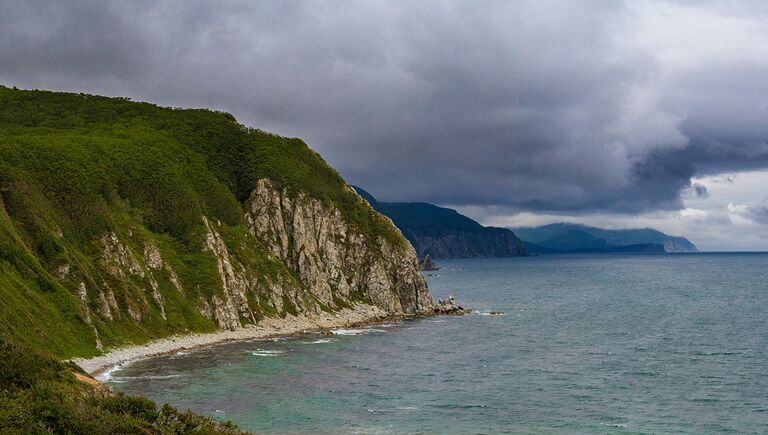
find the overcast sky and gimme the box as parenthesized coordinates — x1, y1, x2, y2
(2, 0, 768, 250)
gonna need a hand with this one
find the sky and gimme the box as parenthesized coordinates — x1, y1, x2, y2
(1, 0, 768, 250)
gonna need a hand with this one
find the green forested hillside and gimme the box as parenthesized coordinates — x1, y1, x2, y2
(352, 186, 527, 258)
(0, 338, 243, 433)
(0, 86, 401, 359)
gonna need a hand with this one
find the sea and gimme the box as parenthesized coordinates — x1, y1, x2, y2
(106, 254, 768, 433)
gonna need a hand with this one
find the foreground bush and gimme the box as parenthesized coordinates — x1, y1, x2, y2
(0, 339, 245, 434)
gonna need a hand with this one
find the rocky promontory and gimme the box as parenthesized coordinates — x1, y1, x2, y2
(0, 86, 434, 360)
(352, 187, 527, 259)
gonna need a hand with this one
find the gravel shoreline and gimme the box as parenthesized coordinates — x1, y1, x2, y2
(72, 303, 401, 380)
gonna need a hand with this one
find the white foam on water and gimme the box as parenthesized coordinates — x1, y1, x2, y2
(142, 374, 182, 379)
(110, 374, 182, 382)
(366, 408, 395, 413)
(302, 338, 336, 344)
(249, 349, 286, 357)
(96, 363, 125, 382)
(352, 426, 396, 434)
(248, 337, 286, 343)
(330, 328, 367, 336)
(600, 423, 627, 428)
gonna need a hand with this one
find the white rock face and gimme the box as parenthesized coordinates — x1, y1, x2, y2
(79, 178, 432, 350)
(202, 216, 257, 330)
(99, 232, 170, 323)
(244, 179, 433, 315)
(100, 232, 145, 278)
(76, 282, 102, 350)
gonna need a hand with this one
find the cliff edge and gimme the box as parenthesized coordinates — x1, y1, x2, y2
(0, 86, 432, 359)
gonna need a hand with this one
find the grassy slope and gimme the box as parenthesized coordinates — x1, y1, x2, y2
(0, 86, 402, 359)
(0, 338, 244, 434)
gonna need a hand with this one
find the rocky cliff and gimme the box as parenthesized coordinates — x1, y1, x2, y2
(352, 187, 527, 259)
(409, 228, 529, 258)
(245, 180, 432, 315)
(0, 86, 432, 358)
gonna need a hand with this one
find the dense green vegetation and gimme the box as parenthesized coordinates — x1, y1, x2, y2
(0, 85, 400, 359)
(0, 86, 399, 246)
(0, 338, 243, 434)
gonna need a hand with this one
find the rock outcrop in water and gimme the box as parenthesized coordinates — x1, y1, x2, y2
(433, 294, 470, 315)
(418, 255, 440, 271)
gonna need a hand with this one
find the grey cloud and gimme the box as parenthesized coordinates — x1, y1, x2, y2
(2, 1, 768, 216)
(691, 183, 709, 198)
(745, 203, 768, 225)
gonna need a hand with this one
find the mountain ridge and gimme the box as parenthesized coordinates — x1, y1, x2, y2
(352, 187, 527, 259)
(513, 223, 698, 253)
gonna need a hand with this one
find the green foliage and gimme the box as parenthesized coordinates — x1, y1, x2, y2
(0, 85, 408, 358)
(0, 340, 63, 390)
(0, 339, 246, 434)
(0, 85, 401, 248)
(98, 393, 159, 423)
(348, 289, 370, 304)
(280, 294, 298, 317)
(0, 85, 420, 435)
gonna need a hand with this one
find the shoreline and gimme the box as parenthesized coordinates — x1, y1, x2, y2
(73, 303, 406, 380)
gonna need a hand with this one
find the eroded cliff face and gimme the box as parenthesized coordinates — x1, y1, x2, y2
(407, 229, 528, 259)
(245, 179, 433, 316)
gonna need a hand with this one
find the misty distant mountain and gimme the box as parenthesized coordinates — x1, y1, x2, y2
(353, 187, 527, 259)
(512, 223, 698, 253)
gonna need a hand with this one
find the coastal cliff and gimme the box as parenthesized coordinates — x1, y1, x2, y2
(0, 86, 432, 359)
(245, 180, 432, 315)
(353, 187, 527, 259)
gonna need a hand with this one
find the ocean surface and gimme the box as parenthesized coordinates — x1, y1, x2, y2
(107, 254, 768, 433)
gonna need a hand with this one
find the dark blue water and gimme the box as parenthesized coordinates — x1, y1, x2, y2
(108, 254, 768, 433)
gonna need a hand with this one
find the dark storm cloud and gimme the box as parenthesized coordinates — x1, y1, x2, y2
(2, 0, 768, 214)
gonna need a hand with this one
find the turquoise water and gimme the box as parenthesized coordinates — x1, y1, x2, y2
(108, 254, 768, 433)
